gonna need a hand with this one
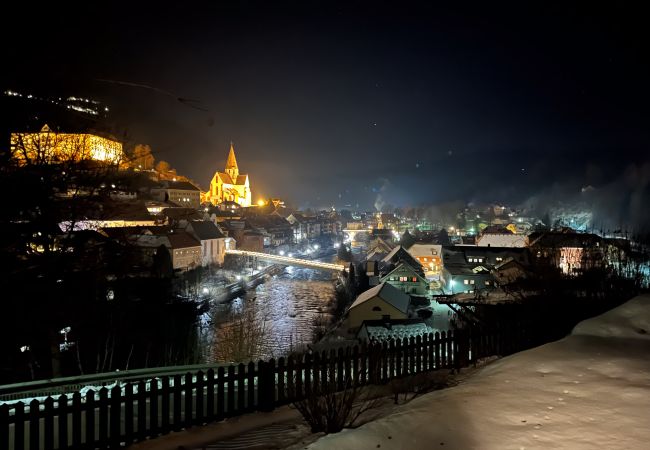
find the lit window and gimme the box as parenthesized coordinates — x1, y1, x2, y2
(412, 277, 417, 282)
(464, 279, 469, 285)
(485, 281, 491, 286)
(470, 280, 475, 285)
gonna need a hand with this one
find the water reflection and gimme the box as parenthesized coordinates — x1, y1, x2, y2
(205, 266, 337, 363)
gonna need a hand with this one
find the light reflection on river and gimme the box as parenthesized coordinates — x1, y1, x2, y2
(204, 265, 337, 363)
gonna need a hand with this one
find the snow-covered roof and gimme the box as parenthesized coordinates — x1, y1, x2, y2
(349, 282, 410, 314)
(476, 233, 526, 247)
(407, 243, 443, 258)
(359, 319, 432, 341)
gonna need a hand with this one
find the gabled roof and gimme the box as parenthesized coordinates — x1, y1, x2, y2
(349, 282, 410, 315)
(367, 249, 390, 262)
(157, 180, 200, 191)
(380, 262, 427, 283)
(407, 243, 442, 258)
(215, 171, 249, 186)
(527, 231, 602, 249)
(477, 233, 526, 248)
(188, 221, 224, 240)
(368, 237, 394, 254)
(382, 245, 423, 269)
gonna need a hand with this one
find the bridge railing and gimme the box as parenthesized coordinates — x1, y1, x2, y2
(225, 250, 346, 271)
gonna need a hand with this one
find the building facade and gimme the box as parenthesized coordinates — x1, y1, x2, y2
(152, 181, 201, 209)
(11, 124, 123, 165)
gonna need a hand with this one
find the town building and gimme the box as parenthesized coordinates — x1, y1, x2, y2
(492, 258, 530, 286)
(203, 143, 252, 207)
(346, 282, 411, 330)
(526, 231, 603, 275)
(381, 246, 425, 276)
(58, 201, 156, 232)
(151, 180, 201, 209)
(406, 243, 443, 278)
(167, 231, 202, 271)
(380, 262, 429, 296)
(441, 245, 530, 268)
(287, 213, 321, 241)
(184, 221, 235, 266)
(442, 264, 494, 294)
(11, 124, 124, 165)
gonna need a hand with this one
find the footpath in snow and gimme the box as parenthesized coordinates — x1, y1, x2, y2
(307, 294, 650, 450)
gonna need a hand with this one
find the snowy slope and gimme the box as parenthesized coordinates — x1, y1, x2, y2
(307, 294, 650, 450)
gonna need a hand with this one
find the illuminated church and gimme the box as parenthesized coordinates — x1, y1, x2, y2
(203, 143, 252, 207)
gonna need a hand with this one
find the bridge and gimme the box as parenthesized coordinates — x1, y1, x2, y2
(225, 249, 347, 272)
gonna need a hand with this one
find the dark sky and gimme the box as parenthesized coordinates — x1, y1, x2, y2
(3, 2, 650, 212)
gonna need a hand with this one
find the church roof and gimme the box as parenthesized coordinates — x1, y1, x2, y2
(216, 171, 248, 185)
(225, 143, 238, 171)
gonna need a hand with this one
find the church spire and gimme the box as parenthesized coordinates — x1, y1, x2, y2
(225, 142, 239, 180)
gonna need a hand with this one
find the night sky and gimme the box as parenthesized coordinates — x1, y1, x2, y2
(3, 2, 649, 218)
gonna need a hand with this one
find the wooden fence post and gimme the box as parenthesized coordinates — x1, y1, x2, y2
(0, 404, 8, 450)
(109, 386, 121, 448)
(56, 394, 68, 450)
(84, 391, 95, 449)
(257, 360, 275, 412)
(44, 397, 54, 450)
(184, 372, 193, 428)
(454, 328, 470, 372)
(14, 402, 25, 450)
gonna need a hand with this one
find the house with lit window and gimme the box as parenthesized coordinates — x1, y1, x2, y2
(380, 262, 429, 296)
(167, 232, 201, 271)
(183, 220, 234, 266)
(381, 245, 425, 276)
(346, 282, 411, 330)
(441, 245, 530, 268)
(526, 231, 603, 275)
(442, 264, 495, 294)
(151, 180, 201, 209)
(406, 243, 443, 278)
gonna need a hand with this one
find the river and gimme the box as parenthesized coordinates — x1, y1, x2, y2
(202, 263, 338, 363)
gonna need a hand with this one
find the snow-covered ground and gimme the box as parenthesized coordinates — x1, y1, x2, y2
(307, 294, 650, 450)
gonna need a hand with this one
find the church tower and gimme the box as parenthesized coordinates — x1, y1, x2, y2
(224, 142, 239, 181)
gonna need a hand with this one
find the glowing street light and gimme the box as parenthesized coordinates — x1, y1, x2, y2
(279, 250, 285, 256)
